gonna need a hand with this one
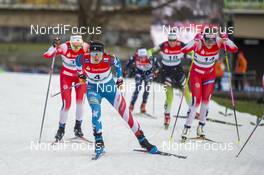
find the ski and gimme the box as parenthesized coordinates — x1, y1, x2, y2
(219, 111, 232, 116)
(51, 139, 60, 145)
(188, 136, 219, 143)
(134, 113, 157, 119)
(133, 149, 187, 159)
(67, 136, 93, 144)
(250, 122, 264, 126)
(174, 115, 242, 127)
(91, 152, 105, 160)
(50, 136, 93, 145)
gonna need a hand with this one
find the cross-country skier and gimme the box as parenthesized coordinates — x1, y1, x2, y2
(148, 33, 192, 129)
(43, 35, 89, 141)
(180, 28, 238, 140)
(124, 48, 157, 114)
(75, 41, 158, 157)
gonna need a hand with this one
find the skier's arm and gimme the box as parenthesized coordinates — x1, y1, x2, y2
(218, 35, 238, 53)
(75, 54, 84, 74)
(75, 54, 87, 83)
(181, 40, 197, 54)
(147, 44, 161, 57)
(125, 56, 134, 70)
(82, 42, 90, 53)
(43, 43, 67, 59)
(43, 46, 57, 59)
(181, 33, 202, 54)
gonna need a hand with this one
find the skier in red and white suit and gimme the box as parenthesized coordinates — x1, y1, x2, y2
(43, 35, 89, 141)
(180, 29, 238, 140)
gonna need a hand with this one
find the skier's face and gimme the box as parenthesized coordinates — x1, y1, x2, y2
(203, 34, 216, 48)
(168, 40, 177, 47)
(91, 51, 103, 64)
(139, 56, 148, 61)
(71, 42, 83, 51)
(70, 36, 83, 51)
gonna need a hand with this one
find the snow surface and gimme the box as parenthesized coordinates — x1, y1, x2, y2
(0, 72, 263, 175)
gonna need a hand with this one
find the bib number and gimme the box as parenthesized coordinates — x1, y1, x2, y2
(94, 74, 101, 80)
(169, 55, 178, 61)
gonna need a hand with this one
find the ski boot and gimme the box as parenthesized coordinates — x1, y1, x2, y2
(164, 113, 170, 129)
(140, 103, 146, 113)
(129, 104, 134, 112)
(74, 120, 84, 137)
(195, 112, 200, 119)
(197, 122, 205, 138)
(136, 130, 158, 154)
(55, 124, 65, 141)
(94, 132, 105, 156)
(181, 125, 191, 142)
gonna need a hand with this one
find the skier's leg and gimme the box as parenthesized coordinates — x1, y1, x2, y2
(87, 89, 102, 134)
(174, 65, 192, 106)
(184, 71, 202, 127)
(74, 80, 87, 137)
(55, 75, 73, 140)
(141, 75, 152, 113)
(164, 83, 173, 126)
(104, 80, 157, 153)
(87, 87, 104, 154)
(182, 71, 202, 139)
(164, 78, 174, 114)
(199, 78, 215, 125)
(197, 72, 215, 137)
(130, 74, 143, 111)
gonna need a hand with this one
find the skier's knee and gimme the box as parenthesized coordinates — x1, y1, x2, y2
(191, 96, 201, 107)
(63, 99, 71, 110)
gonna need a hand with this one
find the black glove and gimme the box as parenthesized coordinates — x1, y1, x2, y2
(52, 37, 61, 47)
(78, 73, 87, 84)
(116, 78, 123, 88)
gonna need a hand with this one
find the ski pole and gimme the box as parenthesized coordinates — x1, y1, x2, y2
(170, 51, 195, 142)
(152, 77, 155, 117)
(224, 46, 240, 142)
(236, 115, 263, 157)
(51, 82, 81, 97)
(39, 54, 56, 143)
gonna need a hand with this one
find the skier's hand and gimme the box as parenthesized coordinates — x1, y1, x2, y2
(154, 70, 159, 78)
(52, 37, 61, 48)
(220, 33, 229, 41)
(78, 73, 87, 84)
(123, 71, 128, 78)
(116, 78, 123, 88)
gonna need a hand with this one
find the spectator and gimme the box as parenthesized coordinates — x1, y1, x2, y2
(215, 59, 225, 91)
(262, 74, 264, 90)
(234, 50, 247, 91)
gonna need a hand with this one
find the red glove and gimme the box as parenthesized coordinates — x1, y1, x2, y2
(221, 33, 229, 41)
(194, 33, 203, 41)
